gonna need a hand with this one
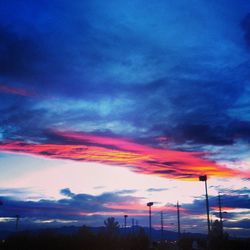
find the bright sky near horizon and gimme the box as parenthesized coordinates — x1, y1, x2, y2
(0, 0, 250, 237)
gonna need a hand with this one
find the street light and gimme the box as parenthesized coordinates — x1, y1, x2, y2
(199, 175, 210, 234)
(218, 193, 223, 235)
(160, 211, 164, 242)
(124, 215, 128, 231)
(147, 202, 153, 241)
(176, 201, 181, 239)
(15, 215, 20, 231)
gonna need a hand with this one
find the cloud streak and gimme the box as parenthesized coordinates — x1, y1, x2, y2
(0, 130, 243, 180)
(0, 84, 34, 97)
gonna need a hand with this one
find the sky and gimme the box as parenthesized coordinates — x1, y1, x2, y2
(0, 0, 250, 237)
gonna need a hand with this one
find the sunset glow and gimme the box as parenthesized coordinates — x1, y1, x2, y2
(0, 0, 249, 238)
(0, 131, 242, 180)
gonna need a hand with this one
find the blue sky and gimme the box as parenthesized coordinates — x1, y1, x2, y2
(0, 0, 250, 236)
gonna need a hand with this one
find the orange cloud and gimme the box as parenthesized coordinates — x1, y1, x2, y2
(0, 130, 241, 180)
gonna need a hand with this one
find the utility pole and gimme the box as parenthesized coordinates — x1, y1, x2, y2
(124, 215, 128, 233)
(16, 215, 20, 231)
(132, 218, 135, 233)
(218, 193, 223, 235)
(177, 201, 181, 239)
(136, 220, 138, 227)
(160, 211, 164, 241)
(147, 202, 154, 242)
(199, 175, 210, 234)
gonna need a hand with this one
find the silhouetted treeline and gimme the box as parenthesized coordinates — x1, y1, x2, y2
(0, 226, 150, 250)
(0, 226, 250, 250)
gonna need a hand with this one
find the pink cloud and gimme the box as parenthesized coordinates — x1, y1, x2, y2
(0, 130, 244, 180)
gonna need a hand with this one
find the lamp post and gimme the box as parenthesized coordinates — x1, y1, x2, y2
(15, 215, 20, 231)
(160, 211, 164, 242)
(176, 201, 181, 239)
(124, 215, 128, 232)
(147, 202, 154, 241)
(132, 218, 135, 233)
(199, 175, 210, 234)
(218, 193, 223, 235)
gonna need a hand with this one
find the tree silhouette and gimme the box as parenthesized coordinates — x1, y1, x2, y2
(211, 219, 222, 237)
(209, 219, 229, 250)
(104, 217, 120, 234)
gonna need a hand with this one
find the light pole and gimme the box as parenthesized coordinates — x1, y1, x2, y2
(176, 201, 181, 239)
(160, 211, 164, 241)
(218, 193, 223, 235)
(124, 215, 128, 232)
(15, 215, 20, 231)
(132, 218, 135, 233)
(199, 175, 210, 234)
(147, 202, 153, 241)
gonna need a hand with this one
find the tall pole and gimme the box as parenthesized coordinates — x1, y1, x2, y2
(124, 215, 128, 233)
(149, 206, 152, 240)
(177, 201, 181, 239)
(147, 202, 153, 242)
(16, 215, 20, 231)
(132, 218, 135, 233)
(199, 175, 210, 234)
(160, 211, 164, 241)
(205, 178, 210, 233)
(218, 193, 223, 234)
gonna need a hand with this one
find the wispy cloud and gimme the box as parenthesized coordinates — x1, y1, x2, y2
(146, 188, 168, 192)
(0, 84, 34, 97)
(0, 130, 243, 180)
